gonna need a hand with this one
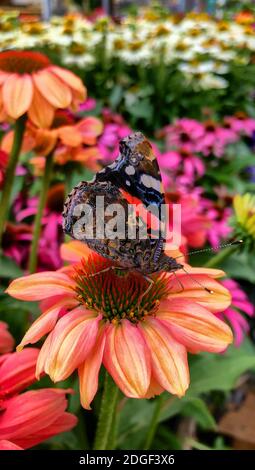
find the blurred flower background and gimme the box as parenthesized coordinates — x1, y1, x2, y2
(0, 0, 254, 452)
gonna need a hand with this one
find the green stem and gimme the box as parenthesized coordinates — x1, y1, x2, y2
(204, 245, 236, 268)
(28, 152, 54, 273)
(143, 394, 165, 450)
(0, 115, 26, 247)
(93, 372, 120, 450)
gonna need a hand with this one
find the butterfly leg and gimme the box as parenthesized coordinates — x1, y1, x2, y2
(170, 271, 185, 293)
(137, 275, 154, 313)
(87, 266, 128, 278)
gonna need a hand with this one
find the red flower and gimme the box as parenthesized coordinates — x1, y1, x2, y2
(0, 321, 14, 355)
(0, 348, 77, 449)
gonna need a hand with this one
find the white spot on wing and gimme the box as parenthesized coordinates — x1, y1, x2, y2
(125, 165, 135, 175)
(108, 162, 117, 169)
(126, 180, 131, 186)
(141, 174, 160, 192)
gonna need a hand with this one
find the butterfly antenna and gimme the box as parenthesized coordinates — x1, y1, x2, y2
(180, 266, 214, 294)
(174, 239, 243, 260)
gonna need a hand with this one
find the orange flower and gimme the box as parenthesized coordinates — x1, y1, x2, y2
(6, 241, 233, 409)
(1, 110, 103, 172)
(0, 51, 86, 127)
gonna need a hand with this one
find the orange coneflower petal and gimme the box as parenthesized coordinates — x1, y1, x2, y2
(103, 320, 151, 398)
(140, 318, 189, 397)
(158, 299, 233, 353)
(6, 272, 76, 301)
(182, 266, 226, 278)
(51, 66, 86, 101)
(2, 74, 33, 119)
(1, 129, 35, 154)
(42, 307, 100, 382)
(0, 88, 7, 122)
(76, 117, 104, 145)
(32, 128, 58, 156)
(33, 70, 72, 108)
(79, 328, 106, 410)
(144, 375, 164, 399)
(60, 241, 93, 263)
(168, 273, 231, 312)
(17, 298, 79, 351)
(0, 71, 9, 85)
(28, 86, 55, 128)
(36, 333, 52, 379)
(57, 125, 83, 147)
(73, 147, 102, 172)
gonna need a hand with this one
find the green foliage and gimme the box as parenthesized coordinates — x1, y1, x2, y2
(116, 339, 255, 449)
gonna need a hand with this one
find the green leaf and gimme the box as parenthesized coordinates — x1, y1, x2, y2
(188, 341, 255, 395)
(0, 255, 23, 279)
(221, 252, 255, 283)
(181, 398, 216, 430)
(109, 85, 123, 110)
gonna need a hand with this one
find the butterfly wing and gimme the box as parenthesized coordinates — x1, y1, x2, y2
(63, 179, 163, 272)
(63, 132, 167, 274)
(95, 132, 165, 212)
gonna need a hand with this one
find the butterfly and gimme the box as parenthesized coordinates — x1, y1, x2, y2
(63, 132, 183, 276)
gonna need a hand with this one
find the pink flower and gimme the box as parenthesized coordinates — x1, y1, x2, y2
(159, 118, 239, 159)
(217, 280, 254, 347)
(166, 191, 211, 249)
(0, 388, 77, 450)
(3, 184, 65, 271)
(161, 118, 204, 153)
(224, 115, 255, 136)
(78, 97, 97, 112)
(98, 109, 132, 164)
(159, 149, 205, 188)
(0, 322, 14, 355)
(0, 149, 8, 190)
(166, 189, 232, 250)
(0, 348, 39, 398)
(200, 198, 232, 249)
(0, 348, 77, 449)
(195, 121, 238, 157)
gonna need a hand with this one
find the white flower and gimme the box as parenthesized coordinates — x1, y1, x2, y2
(199, 73, 228, 89)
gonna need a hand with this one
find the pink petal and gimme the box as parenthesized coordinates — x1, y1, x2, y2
(38, 307, 100, 382)
(140, 317, 189, 397)
(60, 241, 92, 263)
(79, 327, 106, 409)
(6, 272, 76, 301)
(0, 349, 39, 398)
(103, 320, 151, 398)
(158, 299, 233, 353)
(17, 298, 78, 350)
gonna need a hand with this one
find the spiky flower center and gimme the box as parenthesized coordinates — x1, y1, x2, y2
(0, 51, 50, 74)
(74, 255, 170, 324)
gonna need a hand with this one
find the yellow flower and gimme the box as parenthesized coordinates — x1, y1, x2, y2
(233, 193, 255, 243)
